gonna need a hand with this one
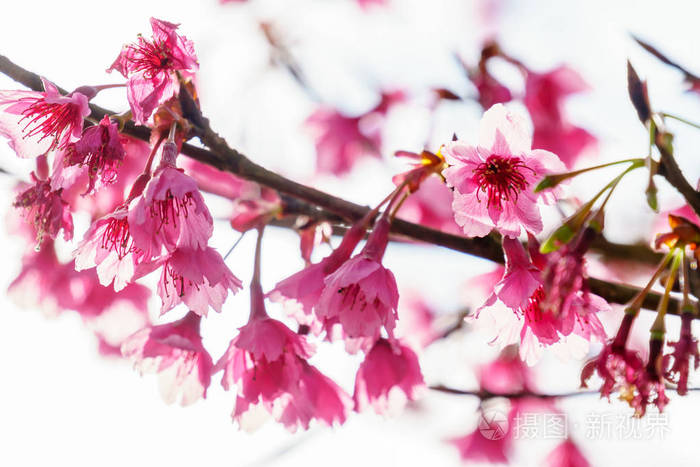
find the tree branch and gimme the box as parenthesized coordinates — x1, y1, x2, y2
(0, 54, 692, 316)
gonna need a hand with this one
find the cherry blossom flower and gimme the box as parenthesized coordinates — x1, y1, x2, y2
(305, 90, 403, 176)
(122, 311, 213, 406)
(108, 17, 198, 124)
(57, 115, 125, 194)
(395, 292, 437, 349)
(524, 66, 596, 168)
(545, 438, 591, 467)
(470, 71, 513, 110)
(157, 246, 242, 316)
(0, 78, 91, 157)
(353, 338, 424, 413)
(316, 213, 399, 342)
(216, 267, 350, 431)
(13, 173, 73, 247)
(450, 405, 515, 464)
(478, 234, 608, 364)
(478, 346, 533, 395)
(357, 0, 388, 10)
(443, 103, 565, 238)
(128, 142, 213, 256)
(581, 313, 667, 416)
(397, 176, 460, 234)
(665, 312, 699, 395)
(74, 206, 145, 291)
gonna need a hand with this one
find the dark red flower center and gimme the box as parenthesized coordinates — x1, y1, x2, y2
(472, 154, 534, 210)
(128, 39, 178, 79)
(150, 190, 196, 232)
(101, 216, 134, 259)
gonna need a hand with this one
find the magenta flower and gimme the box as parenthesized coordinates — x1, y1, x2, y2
(524, 67, 596, 168)
(316, 214, 399, 342)
(356, 0, 388, 10)
(128, 142, 213, 256)
(581, 313, 667, 416)
(478, 235, 608, 364)
(450, 406, 515, 464)
(0, 78, 91, 157)
(353, 338, 424, 413)
(470, 72, 513, 110)
(396, 175, 460, 234)
(545, 438, 590, 467)
(122, 311, 213, 406)
(157, 246, 242, 316)
(108, 18, 198, 124)
(215, 308, 350, 431)
(443, 104, 565, 238)
(478, 346, 533, 395)
(13, 173, 73, 247)
(59, 116, 125, 194)
(74, 206, 145, 291)
(268, 218, 368, 328)
(665, 312, 699, 395)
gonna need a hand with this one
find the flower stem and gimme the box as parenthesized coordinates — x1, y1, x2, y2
(662, 112, 700, 131)
(650, 249, 682, 335)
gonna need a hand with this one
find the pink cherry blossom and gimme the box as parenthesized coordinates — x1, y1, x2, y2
(581, 313, 667, 416)
(545, 438, 591, 467)
(524, 66, 596, 168)
(450, 407, 514, 464)
(268, 217, 367, 328)
(353, 338, 424, 413)
(356, 0, 388, 10)
(128, 142, 213, 256)
(396, 176, 460, 234)
(58, 115, 125, 194)
(443, 103, 565, 238)
(13, 173, 73, 247)
(158, 246, 242, 316)
(122, 311, 213, 406)
(108, 17, 198, 124)
(74, 206, 145, 291)
(395, 292, 437, 349)
(478, 235, 608, 364)
(470, 71, 513, 109)
(215, 296, 350, 431)
(478, 346, 533, 395)
(316, 214, 399, 342)
(0, 78, 91, 157)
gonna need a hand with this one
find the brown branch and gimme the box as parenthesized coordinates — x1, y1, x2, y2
(654, 126, 700, 218)
(429, 384, 700, 399)
(0, 54, 691, 316)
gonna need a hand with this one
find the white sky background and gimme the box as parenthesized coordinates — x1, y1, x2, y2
(1, 0, 700, 466)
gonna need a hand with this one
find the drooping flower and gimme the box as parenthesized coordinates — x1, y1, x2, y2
(353, 338, 424, 413)
(478, 346, 534, 395)
(58, 115, 125, 194)
(443, 103, 565, 238)
(316, 213, 399, 343)
(216, 254, 351, 432)
(524, 66, 596, 168)
(122, 311, 213, 406)
(128, 142, 213, 256)
(0, 78, 91, 157)
(74, 206, 145, 291)
(665, 312, 699, 395)
(470, 71, 513, 110)
(13, 173, 73, 247)
(545, 438, 591, 467)
(108, 17, 198, 124)
(478, 234, 608, 364)
(581, 313, 667, 416)
(157, 246, 242, 316)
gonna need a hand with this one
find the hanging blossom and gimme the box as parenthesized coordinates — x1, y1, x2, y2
(108, 17, 198, 124)
(316, 209, 399, 345)
(477, 232, 608, 365)
(665, 311, 699, 395)
(353, 338, 424, 413)
(442, 103, 565, 238)
(54, 115, 126, 195)
(122, 311, 213, 406)
(306, 90, 404, 176)
(0, 78, 91, 158)
(524, 66, 596, 169)
(13, 172, 73, 248)
(128, 141, 214, 256)
(215, 230, 351, 432)
(581, 312, 668, 417)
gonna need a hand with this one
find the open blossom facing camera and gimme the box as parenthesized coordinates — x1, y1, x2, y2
(442, 104, 565, 238)
(122, 311, 213, 406)
(108, 17, 198, 124)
